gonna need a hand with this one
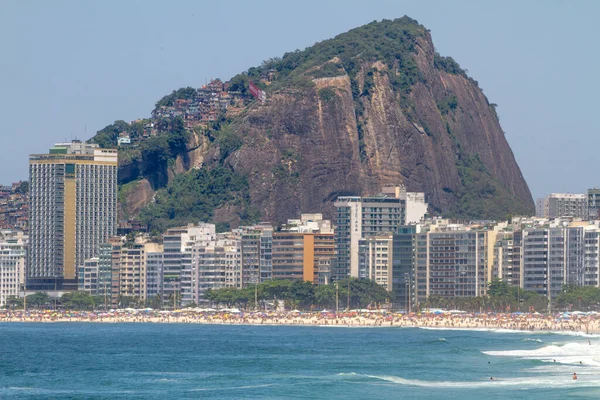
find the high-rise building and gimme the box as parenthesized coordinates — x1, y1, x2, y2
(334, 190, 408, 280)
(409, 222, 493, 305)
(110, 243, 147, 307)
(78, 257, 99, 295)
(272, 231, 334, 284)
(493, 230, 522, 288)
(28, 141, 117, 290)
(238, 224, 273, 286)
(195, 232, 241, 300)
(145, 243, 163, 301)
(358, 235, 395, 291)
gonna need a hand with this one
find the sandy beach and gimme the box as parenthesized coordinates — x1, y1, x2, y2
(1, 310, 599, 335)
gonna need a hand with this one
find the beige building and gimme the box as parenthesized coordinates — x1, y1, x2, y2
(108, 240, 147, 307)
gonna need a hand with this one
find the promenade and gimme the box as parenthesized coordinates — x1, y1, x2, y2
(1, 309, 598, 334)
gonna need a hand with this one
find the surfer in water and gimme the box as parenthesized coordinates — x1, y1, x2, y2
(490, 377, 494, 381)
(573, 373, 577, 380)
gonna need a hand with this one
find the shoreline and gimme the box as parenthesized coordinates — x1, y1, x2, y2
(1, 311, 599, 335)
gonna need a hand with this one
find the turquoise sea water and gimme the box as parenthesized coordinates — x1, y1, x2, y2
(1, 323, 600, 399)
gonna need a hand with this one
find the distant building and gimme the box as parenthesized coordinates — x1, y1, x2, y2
(588, 188, 600, 219)
(536, 193, 587, 219)
(27, 141, 117, 290)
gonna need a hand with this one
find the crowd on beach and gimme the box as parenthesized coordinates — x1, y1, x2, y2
(1, 308, 599, 334)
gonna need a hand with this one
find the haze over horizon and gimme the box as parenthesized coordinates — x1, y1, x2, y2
(1, 0, 598, 201)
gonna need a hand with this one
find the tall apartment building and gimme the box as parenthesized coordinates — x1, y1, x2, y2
(408, 222, 494, 305)
(110, 243, 147, 307)
(536, 193, 587, 219)
(28, 140, 117, 290)
(358, 235, 396, 291)
(334, 186, 428, 281)
(146, 243, 164, 300)
(492, 230, 523, 288)
(0, 231, 26, 306)
(521, 227, 565, 299)
(334, 193, 405, 281)
(272, 215, 334, 284)
(272, 232, 334, 284)
(162, 226, 187, 306)
(195, 232, 241, 300)
(238, 224, 273, 286)
(78, 257, 100, 295)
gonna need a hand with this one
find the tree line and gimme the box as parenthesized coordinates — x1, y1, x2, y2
(204, 278, 391, 311)
(426, 279, 548, 313)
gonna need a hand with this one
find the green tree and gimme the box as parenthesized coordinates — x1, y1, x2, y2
(27, 292, 50, 309)
(5, 295, 23, 309)
(61, 291, 95, 310)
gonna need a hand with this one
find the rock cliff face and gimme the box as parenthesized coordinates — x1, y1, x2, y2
(111, 17, 534, 229)
(223, 20, 533, 224)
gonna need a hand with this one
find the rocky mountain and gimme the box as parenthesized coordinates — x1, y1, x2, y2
(94, 17, 534, 231)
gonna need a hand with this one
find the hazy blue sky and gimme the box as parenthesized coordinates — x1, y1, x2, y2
(1, 0, 598, 199)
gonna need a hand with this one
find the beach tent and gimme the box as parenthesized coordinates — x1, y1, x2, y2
(321, 309, 329, 313)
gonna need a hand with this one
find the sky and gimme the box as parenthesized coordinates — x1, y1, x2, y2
(1, 0, 598, 200)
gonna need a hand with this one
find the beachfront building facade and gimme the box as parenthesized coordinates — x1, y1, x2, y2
(28, 140, 117, 290)
(492, 230, 523, 288)
(357, 235, 396, 291)
(0, 231, 26, 306)
(162, 226, 187, 307)
(272, 232, 334, 284)
(110, 244, 147, 307)
(194, 232, 241, 301)
(238, 224, 273, 286)
(333, 186, 428, 281)
(391, 220, 496, 306)
(146, 244, 164, 300)
(78, 257, 99, 295)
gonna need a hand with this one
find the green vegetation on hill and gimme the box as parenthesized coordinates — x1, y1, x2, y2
(446, 153, 530, 220)
(230, 16, 427, 98)
(91, 119, 152, 149)
(155, 87, 197, 108)
(138, 166, 258, 233)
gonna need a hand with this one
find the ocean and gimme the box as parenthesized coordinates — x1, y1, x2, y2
(0, 323, 599, 399)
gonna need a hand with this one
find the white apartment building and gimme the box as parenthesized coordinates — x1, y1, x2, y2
(0, 232, 26, 306)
